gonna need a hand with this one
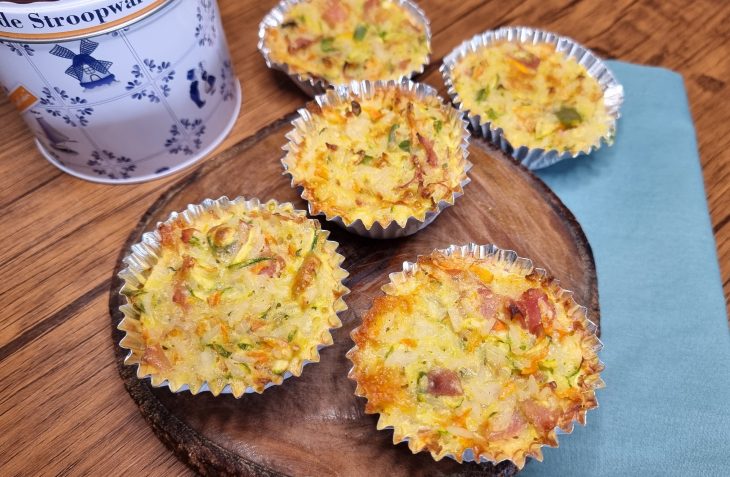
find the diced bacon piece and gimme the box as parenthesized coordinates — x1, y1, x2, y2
(521, 289, 543, 334)
(520, 288, 555, 335)
(257, 255, 285, 278)
(288, 37, 314, 53)
(172, 285, 188, 308)
(426, 368, 463, 396)
(180, 228, 195, 244)
(364, 0, 379, 15)
(238, 220, 250, 239)
(477, 287, 500, 320)
(519, 399, 560, 432)
(143, 344, 171, 371)
(506, 289, 554, 335)
(506, 299, 528, 329)
(323, 0, 348, 27)
(487, 410, 527, 441)
(179, 255, 196, 278)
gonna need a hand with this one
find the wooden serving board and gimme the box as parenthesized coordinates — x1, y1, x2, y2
(109, 114, 599, 477)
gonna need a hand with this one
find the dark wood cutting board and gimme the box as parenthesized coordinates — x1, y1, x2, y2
(109, 114, 599, 477)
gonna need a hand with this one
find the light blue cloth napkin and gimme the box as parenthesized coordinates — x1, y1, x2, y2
(519, 61, 730, 475)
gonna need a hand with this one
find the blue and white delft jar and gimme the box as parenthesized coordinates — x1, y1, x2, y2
(0, 0, 241, 183)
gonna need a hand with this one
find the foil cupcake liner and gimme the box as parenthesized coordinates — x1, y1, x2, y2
(346, 243, 605, 467)
(117, 196, 350, 397)
(282, 79, 472, 239)
(258, 0, 432, 96)
(441, 26, 624, 170)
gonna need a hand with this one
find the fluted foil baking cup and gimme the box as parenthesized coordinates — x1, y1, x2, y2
(441, 26, 624, 170)
(282, 79, 472, 239)
(258, 0, 432, 96)
(346, 243, 605, 467)
(117, 196, 349, 397)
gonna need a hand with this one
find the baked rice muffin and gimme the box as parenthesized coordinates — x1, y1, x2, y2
(261, 0, 430, 86)
(347, 245, 604, 468)
(447, 39, 612, 154)
(118, 197, 349, 397)
(283, 80, 470, 237)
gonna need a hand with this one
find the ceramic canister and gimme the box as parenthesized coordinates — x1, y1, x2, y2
(0, 0, 241, 183)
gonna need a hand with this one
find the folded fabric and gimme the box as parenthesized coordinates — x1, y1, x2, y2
(519, 61, 730, 475)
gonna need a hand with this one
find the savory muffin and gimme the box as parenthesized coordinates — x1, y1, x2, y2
(347, 247, 604, 468)
(120, 198, 349, 397)
(283, 82, 469, 231)
(449, 40, 611, 153)
(262, 0, 430, 85)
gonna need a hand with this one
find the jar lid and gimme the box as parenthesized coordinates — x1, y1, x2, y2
(0, 0, 175, 42)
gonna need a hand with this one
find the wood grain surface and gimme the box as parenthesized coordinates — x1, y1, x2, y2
(1, 0, 728, 476)
(108, 117, 598, 477)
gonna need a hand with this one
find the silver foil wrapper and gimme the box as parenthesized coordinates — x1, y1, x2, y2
(441, 26, 624, 170)
(258, 0, 432, 96)
(117, 196, 349, 397)
(347, 243, 605, 466)
(282, 79, 472, 239)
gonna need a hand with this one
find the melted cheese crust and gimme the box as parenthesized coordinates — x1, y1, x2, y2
(285, 87, 467, 228)
(451, 41, 610, 153)
(349, 252, 603, 468)
(126, 202, 347, 396)
(264, 0, 429, 84)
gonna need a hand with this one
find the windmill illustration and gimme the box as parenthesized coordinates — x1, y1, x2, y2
(36, 117, 78, 155)
(50, 39, 116, 89)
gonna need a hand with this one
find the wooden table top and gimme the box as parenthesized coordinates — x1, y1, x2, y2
(1, 0, 728, 475)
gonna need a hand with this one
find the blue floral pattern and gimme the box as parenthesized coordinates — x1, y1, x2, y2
(219, 59, 236, 102)
(195, 0, 217, 47)
(126, 58, 175, 103)
(87, 150, 136, 179)
(39, 87, 94, 127)
(0, 41, 34, 56)
(165, 118, 206, 155)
